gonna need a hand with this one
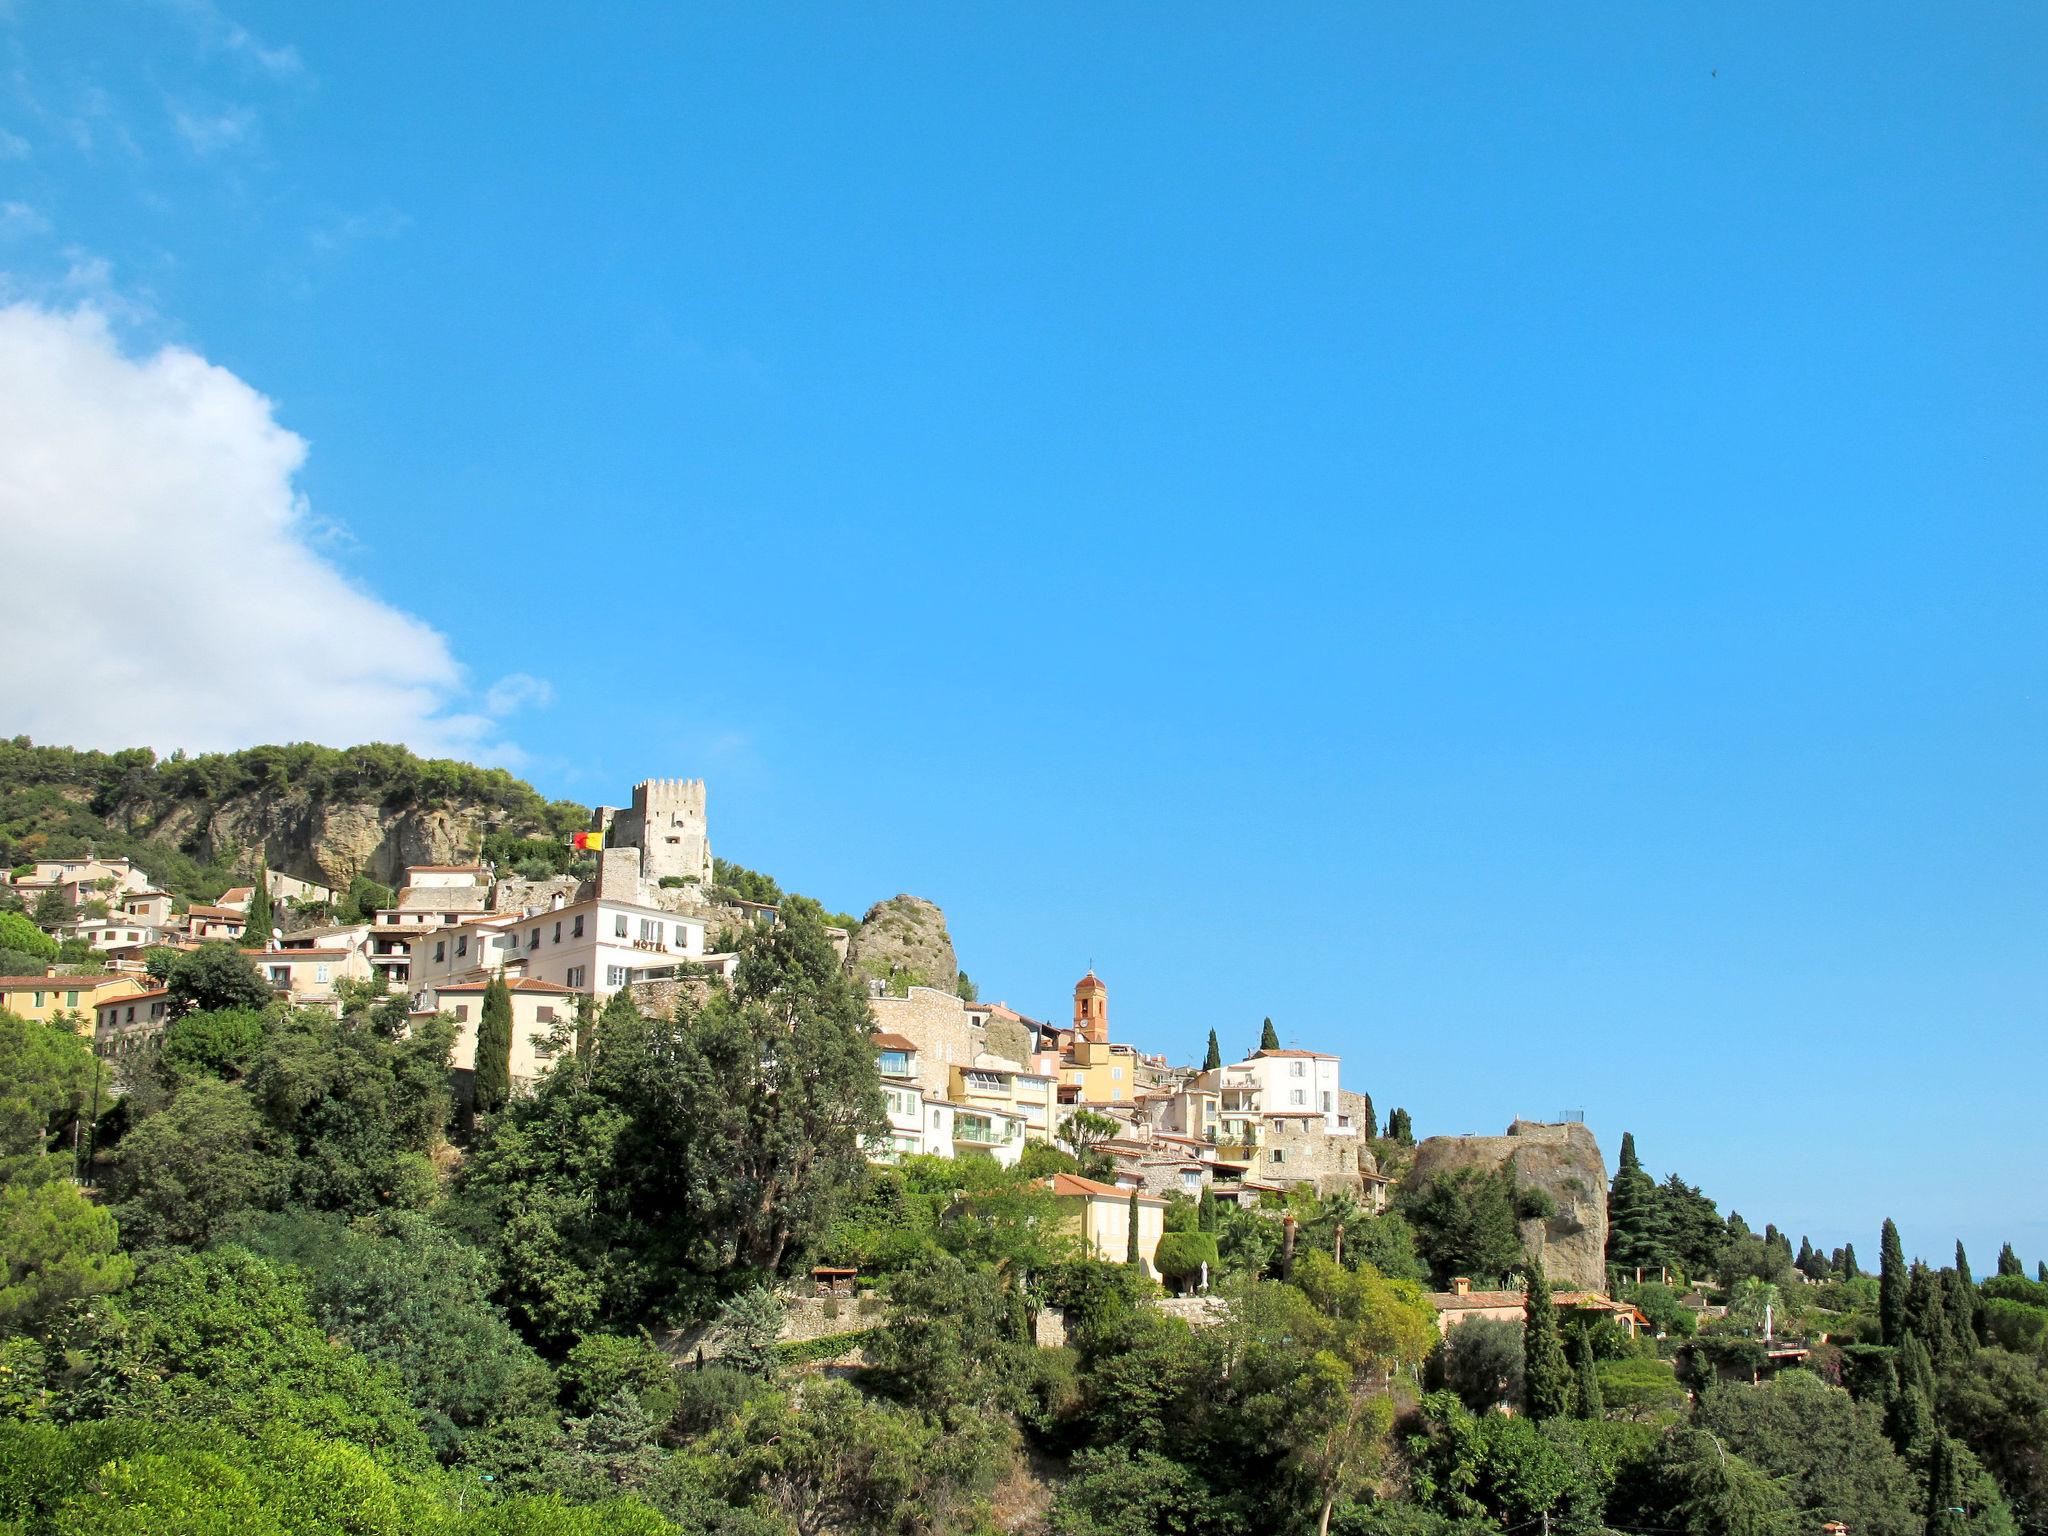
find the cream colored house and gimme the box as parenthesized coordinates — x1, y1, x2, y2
(245, 946, 373, 1007)
(62, 914, 172, 955)
(1053, 1172, 1166, 1278)
(94, 987, 172, 1045)
(186, 905, 249, 942)
(417, 977, 577, 1086)
(119, 890, 173, 926)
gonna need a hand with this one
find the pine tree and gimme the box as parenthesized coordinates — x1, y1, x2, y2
(1388, 1107, 1413, 1145)
(1571, 1328, 1602, 1420)
(1259, 1017, 1280, 1051)
(1925, 1432, 1966, 1536)
(1522, 1261, 1571, 1421)
(1997, 1242, 2022, 1277)
(473, 971, 514, 1116)
(1126, 1187, 1142, 1267)
(1880, 1218, 1908, 1346)
(242, 880, 273, 946)
(1607, 1132, 1670, 1272)
(1203, 1029, 1222, 1071)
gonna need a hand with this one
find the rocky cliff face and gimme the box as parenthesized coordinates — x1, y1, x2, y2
(115, 792, 530, 890)
(847, 894, 958, 995)
(1404, 1120, 1610, 1290)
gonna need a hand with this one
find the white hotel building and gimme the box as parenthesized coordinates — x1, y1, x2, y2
(404, 891, 722, 999)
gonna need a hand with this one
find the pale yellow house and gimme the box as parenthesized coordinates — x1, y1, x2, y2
(0, 972, 151, 1029)
(1053, 1171, 1167, 1278)
(419, 976, 578, 1087)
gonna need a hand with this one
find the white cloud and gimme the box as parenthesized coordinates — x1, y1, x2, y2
(309, 205, 409, 255)
(157, 0, 305, 80)
(0, 201, 48, 238)
(483, 674, 554, 717)
(171, 100, 257, 155)
(0, 302, 534, 762)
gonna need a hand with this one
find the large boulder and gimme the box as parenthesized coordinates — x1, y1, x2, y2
(1404, 1120, 1609, 1290)
(848, 894, 957, 996)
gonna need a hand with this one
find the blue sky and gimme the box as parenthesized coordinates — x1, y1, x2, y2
(3, 2, 2044, 1270)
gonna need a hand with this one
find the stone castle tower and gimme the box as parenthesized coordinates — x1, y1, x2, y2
(1073, 971, 1108, 1044)
(604, 778, 713, 887)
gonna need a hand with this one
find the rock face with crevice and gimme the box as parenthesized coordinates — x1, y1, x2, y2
(1403, 1120, 1609, 1290)
(847, 894, 958, 996)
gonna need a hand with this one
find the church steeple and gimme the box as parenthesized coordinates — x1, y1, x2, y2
(1073, 970, 1108, 1044)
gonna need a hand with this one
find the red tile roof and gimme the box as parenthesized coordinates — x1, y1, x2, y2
(870, 1032, 918, 1051)
(434, 978, 576, 995)
(1050, 1172, 1164, 1204)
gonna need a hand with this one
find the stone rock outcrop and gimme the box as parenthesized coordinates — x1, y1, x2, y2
(1404, 1120, 1609, 1291)
(112, 792, 554, 891)
(848, 894, 957, 995)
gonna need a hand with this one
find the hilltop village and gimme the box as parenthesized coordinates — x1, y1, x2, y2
(3, 751, 2042, 1536)
(7, 772, 1602, 1293)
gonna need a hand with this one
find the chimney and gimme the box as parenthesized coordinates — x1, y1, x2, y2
(1452, 1276, 1472, 1296)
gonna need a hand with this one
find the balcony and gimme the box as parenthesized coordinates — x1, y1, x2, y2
(952, 1120, 1004, 1146)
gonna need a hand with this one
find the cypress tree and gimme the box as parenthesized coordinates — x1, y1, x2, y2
(1259, 1017, 1280, 1051)
(2039, 1261, 2047, 1284)
(573, 993, 597, 1063)
(1950, 1242, 1979, 1350)
(1522, 1261, 1571, 1421)
(1880, 1218, 1908, 1346)
(1571, 1328, 1602, 1420)
(1899, 1330, 1939, 1408)
(1197, 1184, 1217, 1235)
(1388, 1107, 1413, 1145)
(473, 971, 514, 1116)
(242, 879, 273, 946)
(1841, 1242, 1859, 1281)
(1926, 1433, 1967, 1536)
(1126, 1187, 1142, 1267)
(1203, 1029, 1222, 1071)
(1357, 1092, 1377, 1140)
(1884, 1357, 1935, 1458)
(1997, 1242, 2022, 1277)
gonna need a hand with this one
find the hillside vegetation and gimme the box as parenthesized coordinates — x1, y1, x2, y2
(0, 738, 588, 899)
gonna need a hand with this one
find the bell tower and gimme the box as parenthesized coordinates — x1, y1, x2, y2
(1073, 971, 1108, 1044)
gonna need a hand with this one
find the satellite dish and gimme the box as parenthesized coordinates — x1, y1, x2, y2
(271, 927, 283, 941)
